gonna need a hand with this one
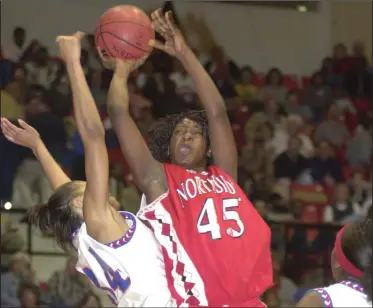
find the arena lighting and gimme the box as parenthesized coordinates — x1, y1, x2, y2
(297, 5, 307, 12)
(4, 202, 12, 210)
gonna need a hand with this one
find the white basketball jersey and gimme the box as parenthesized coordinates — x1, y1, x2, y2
(73, 211, 175, 307)
(314, 280, 371, 307)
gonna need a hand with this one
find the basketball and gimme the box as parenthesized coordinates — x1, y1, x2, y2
(95, 5, 154, 60)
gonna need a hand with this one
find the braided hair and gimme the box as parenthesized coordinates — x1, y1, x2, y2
(148, 110, 210, 163)
(341, 208, 372, 301)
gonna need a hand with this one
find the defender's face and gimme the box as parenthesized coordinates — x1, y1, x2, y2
(169, 118, 208, 169)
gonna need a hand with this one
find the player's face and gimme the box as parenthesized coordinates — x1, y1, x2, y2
(169, 118, 208, 170)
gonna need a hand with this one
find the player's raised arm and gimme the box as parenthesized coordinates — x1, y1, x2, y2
(102, 54, 167, 202)
(1, 118, 70, 190)
(150, 9, 238, 180)
(57, 32, 128, 242)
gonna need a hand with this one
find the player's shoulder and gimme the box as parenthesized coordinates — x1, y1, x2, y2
(296, 289, 325, 307)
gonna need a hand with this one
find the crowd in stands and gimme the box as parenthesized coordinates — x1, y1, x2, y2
(0, 20, 372, 307)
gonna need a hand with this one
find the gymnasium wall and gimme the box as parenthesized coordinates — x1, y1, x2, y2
(2, 0, 333, 75)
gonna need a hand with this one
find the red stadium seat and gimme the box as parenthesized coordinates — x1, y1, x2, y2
(354, 98, 370, 113)
(283, 75, 298, 89)
(301, 76, 311, 88)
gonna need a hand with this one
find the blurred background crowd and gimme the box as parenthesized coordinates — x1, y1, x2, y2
(1, 1, 372, 307)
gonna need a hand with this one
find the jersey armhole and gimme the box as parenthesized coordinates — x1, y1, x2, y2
(312, 288, 333, 307)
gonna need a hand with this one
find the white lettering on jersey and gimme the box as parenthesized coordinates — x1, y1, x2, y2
(176, 174, 237, 203)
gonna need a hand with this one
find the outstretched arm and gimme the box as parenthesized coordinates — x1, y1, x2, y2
(58, 32, 128, 242)
(103, 56, 167, 203)
(151, 10, 237, 180)
(1, 118, 70, 190)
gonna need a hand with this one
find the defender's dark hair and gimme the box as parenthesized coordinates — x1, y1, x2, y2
(341, 211, 372, 301)
(28, 181, 85, 252)
(148, 110, 210, 163)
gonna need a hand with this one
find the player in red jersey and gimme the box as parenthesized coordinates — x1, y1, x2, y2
(102, 9, 272, 307)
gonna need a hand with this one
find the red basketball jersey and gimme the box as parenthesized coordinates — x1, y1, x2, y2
(138, 163, 272, 307)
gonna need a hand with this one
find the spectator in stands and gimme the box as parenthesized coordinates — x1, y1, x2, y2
(267, 115, 314, 159)
(320, 57, 343, 88)
(274, 135, 309, 181)
(47, 256, 91, 307)
(24, 47, 58, 89)
(333, 86, 356, 115)
(346, 116, 372, 167)
(314, 104, 350, 147)
(0, 218, 25, 254)
(1, 89, 25, 120)
(88, 70, 106, 109)
(136, 58, 155, 89)
(2, 27, 38, 63)
(257, 67, 287, 104)
(332, 43, 352, 75)
(204, 45, 240, 82)
(169, 58, 196, 103)
(11, 86, 66, 206)
(349, 170, 372, 216)
(301, 71, 332, 123)
(18, 283, 40, 308)
(284, 89, 313, 122)
(234, 66, 258, 101)
(5, 64, 27, 105)
(76, 292, 102, 308)
(85, 34, 102, 71)
(309, 141, 344, 184)
(323, 182, 362, 224)
(351, 40, 368, 65)
(343, 57, 372, 99)
(1, 253, 34, 307)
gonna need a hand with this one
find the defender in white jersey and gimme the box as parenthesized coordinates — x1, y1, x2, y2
(297, 212, 372, 307)
(1, 33, 173, 307)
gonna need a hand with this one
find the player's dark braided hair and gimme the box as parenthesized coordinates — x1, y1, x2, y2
(341, 207, 372, 301)
(148, 110, 210, 163)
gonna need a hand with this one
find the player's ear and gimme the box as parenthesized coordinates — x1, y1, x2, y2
(72, 196, 83, 209)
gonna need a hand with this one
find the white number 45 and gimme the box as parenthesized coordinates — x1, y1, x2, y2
(197, 198, 245, 240)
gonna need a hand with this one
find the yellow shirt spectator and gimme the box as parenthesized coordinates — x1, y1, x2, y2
(235, 66, 259, 101)
(1, 90, 24, 119)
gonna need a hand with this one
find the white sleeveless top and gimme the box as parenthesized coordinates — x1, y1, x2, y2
(313, 280, 371, 307)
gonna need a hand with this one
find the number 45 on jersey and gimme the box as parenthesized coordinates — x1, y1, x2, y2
(197, 198, 245, 239)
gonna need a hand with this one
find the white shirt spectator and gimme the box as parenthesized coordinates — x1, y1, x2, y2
(2, 39, 29, 62)
(169, 72, 196, 102)
(323, 202, 362, 223)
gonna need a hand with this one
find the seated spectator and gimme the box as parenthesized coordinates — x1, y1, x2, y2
(88, 70, 106, 109)
(5, 64, 27, 105)
(47, 256, 91, 307)
(1, 253, 34, 307)
(169, 58, 196, 103)
(76, 292, 102, 308)
(24, 47, 59, 89)
(313, 104, 350, 147)
(18, 283, 40, 308)
(333, 86, 356, 114)
(257, 67, 288, 104)
(346, 116, 372, 167)
(234, 66, 258, 101)
(274, 136, 309, 182)
(343, 57, 372, 99)
(284, 89, 313, 122)
(267, 115, 314, 158)
(349, 170, 372, 216)
(300, 71, 332, 123)
(0, 218, 25, 254)
(11, 86, 67, 207)
(309, 141, 344, 184)
(204, 45, 240, 82)
(332, 43, 353, 75)
(323, 182, 362, 223)
(1, 89, 25, 120)
(2, 27, 39, 63)
(320, 57, 343, 88)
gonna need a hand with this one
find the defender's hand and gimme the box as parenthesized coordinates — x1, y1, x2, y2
(1, 118, 41, 151)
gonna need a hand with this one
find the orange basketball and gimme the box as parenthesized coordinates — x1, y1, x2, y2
(95, 5, 154, 60)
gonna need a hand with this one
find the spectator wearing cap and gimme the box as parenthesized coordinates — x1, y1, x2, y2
(1, 252, 34, 307)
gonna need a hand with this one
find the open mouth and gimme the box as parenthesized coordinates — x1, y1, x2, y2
(179, 144, 192, 155)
